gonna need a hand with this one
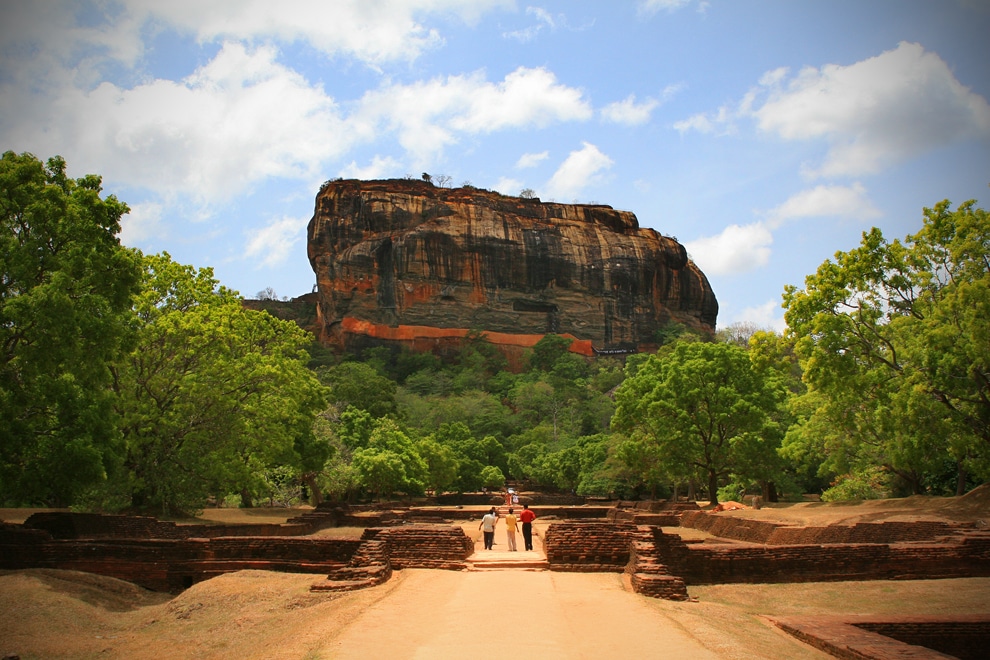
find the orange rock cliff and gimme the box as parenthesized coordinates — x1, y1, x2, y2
(306, 179, 718, 360)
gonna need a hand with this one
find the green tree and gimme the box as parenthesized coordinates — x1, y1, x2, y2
(318, 361, 397, 417)
(416, 436, 459, 494)
(114, 252, 327, 514)
(352, 447, 407, 501)
(613, 342, 786, 505)
(366, 418, 427, 495)
(529, 333, 574, 372)
(0, 152, 141, 506)
(479, 464, 506, 489)
(783, 199, 990, 495)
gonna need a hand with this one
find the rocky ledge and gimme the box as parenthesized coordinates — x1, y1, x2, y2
(307, 179, 717, 359)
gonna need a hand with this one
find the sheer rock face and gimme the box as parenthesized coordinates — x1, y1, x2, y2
(307, 179, 718, 356)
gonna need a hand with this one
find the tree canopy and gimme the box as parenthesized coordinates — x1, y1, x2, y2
(783, 199, 990, 496)
(1, 151, 141, 505)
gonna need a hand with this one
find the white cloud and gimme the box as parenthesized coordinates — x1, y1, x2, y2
(730, 300, 787, 333)
(338, 156, 403, 180)
(673, 105, 733, 135)
(504, 6, 558, 43)
(493, 177, 525, 196)
(676, 42, 990, 177)
(638, 0, 709, 16)
(685, 222, 773, 276)
(356, 66, 591, 164)
(516, 151, 550, 168)
(119, 201, 166, 245)
(134, 0, 511, 66)
(544, 142, 614, 200)
(601, 94, 660, 126)
(1, 42, 348, 203)
(244, 215, 310, 268)
(754, 42, 990, 177)
(766, 183, 881, 228)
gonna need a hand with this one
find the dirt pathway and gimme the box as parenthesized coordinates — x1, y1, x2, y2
(323, 568, 718, 659)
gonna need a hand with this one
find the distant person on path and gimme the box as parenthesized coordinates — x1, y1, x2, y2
(520, 504, 536, 551)
(504, 507, 518, 551)
(479, 508, 498, 550)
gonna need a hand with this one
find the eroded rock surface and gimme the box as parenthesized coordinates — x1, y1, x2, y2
(307, 179, 717, 356)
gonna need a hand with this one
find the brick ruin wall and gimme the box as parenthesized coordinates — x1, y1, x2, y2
(0, 523, 361, 592)
(23, 511, 316, 539)
(772, 615, 990, 660)
(679, 510, 972, 545)
(2, 519, 477, 594)
(5, 507, 990, 601)
(649, 526, 990, 585)
(541, 519, 990, 600)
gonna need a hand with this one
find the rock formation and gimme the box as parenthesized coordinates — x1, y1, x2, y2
(307, 179, 717, 360)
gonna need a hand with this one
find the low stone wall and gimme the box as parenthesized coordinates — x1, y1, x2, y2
(772, 615, 990, 660)
(608, 501, 699, 526)
(651, 527, 990, 584)
(312, 524, 473, 592)
(544, 521, 638, 572)
(23, 511, 315, 539)
(679, 511, 969, 545)
(363, 525, 474, 570)
(0, 523, 360, 592)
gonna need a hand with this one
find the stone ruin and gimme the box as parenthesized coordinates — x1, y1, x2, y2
(3, 500, 989, 658)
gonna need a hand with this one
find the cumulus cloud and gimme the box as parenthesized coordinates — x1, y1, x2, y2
(1, 42, 348, 202)
(516, 151, 550, 168)
(493, 177, 525, 196)
(356, 66, 591, 164)
(675, 42, 990, 177)
(755, 42, 990, 177)
(544, 142, 613, 200)
(244, 215, 310, 268)
(338, 155, 403, 180)
(119, 201, 166, 245)
(731, 300, 787, 333)
(766, 183, 881, 227)
(673, 105, 733, 135)
(601, 94, 660, 126)
(684, 223, 773, 276)
(638, 0, 709, 16)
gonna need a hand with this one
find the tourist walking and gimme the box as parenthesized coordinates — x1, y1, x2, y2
(479, 508, 498, 550)
(504, 507, 518, 551)
(520, 504, 536, 551)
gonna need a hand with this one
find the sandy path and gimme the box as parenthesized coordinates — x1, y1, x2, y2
(324, 569, 719, 659)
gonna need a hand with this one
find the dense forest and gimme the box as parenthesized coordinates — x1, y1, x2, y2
(3, 151, 988, 514)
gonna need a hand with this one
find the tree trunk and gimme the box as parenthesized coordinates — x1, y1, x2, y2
(240, 488, 254, 508)
(708, 470, 719, 506)
(765, 481, 779, 503)
(956, 461, 968, 497)
(303, 473, 324, 505)
(687, 480, 696, 502)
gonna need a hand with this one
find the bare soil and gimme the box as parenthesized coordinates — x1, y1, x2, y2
(2, 491, 988, 659)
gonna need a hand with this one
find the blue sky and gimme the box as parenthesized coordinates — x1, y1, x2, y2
(2, 1, 988, 331)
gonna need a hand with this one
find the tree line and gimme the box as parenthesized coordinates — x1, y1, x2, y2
(2, 151, 987, 514)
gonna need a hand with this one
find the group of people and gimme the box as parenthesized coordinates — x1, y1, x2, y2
(479, 503, 536, 551)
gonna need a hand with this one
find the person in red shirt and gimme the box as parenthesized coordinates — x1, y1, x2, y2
(519, 504, 536, 551)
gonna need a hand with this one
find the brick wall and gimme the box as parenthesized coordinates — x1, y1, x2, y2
(544, 521, 638, 572)
(23, 512, 317, 540)
(0, 524, 361, 592)
(651, 527, 990, 584)
(362, 524, 474, 569)
(679, 511, 969, 545)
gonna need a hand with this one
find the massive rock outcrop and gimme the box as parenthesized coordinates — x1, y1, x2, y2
(307, 179, 717, 360)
